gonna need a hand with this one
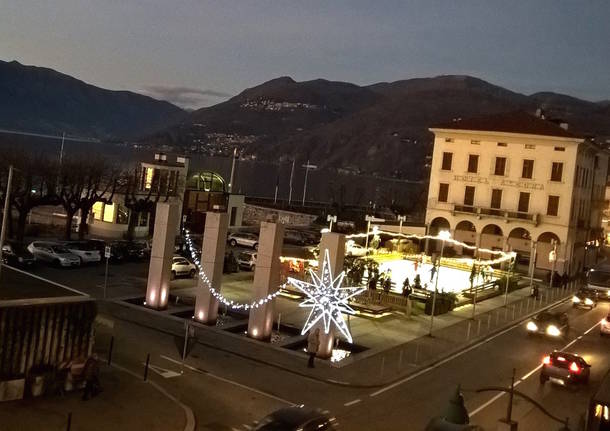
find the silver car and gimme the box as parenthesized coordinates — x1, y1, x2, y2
(237, 251, 257, 271)
(27, 241, 81, 267)
(228, 232, 259, 250)
(63, 241, 102, 264)
(171, 256, 197, 278)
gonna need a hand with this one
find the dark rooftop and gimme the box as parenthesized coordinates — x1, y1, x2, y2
(431, 111, 581, 139)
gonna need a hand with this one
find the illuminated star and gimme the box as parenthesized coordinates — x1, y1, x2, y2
(288, 249, 365, 343)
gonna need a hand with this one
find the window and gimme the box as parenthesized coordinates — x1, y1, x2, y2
(92, 201, 104, 221)
(116, 205, 129, 225)
(102, 203, 116, 223)
(464, 186, 475, 206)
(551, 162, 563, 182)
(444, 138, 454, 143)
(490, 189, 502, 209)
(441, 152, 453, 170)
(494, 157, 507, 176)
(522, 160, 534, 179)
(471, 140, 480, 145)
(144, 167, 154, 190)
(497, 142, 508, 147)
(518, 192, 530, 213)
(547, 196, 559, 216)
(525, 144, 536, 150)
(139, 212, 148, 227)
(467, 154, 479, 173)
(554, 147, 565, 152)
(438, 183, 449, 202)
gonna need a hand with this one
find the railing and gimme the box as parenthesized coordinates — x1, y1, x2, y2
(452, 204, 538, 225)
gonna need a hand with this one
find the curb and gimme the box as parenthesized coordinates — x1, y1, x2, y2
(107, 361, 196, 431)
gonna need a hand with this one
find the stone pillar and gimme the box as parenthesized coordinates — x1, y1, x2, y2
(194, 212, 229, 325)
(145, 202, 181, 310)
(315, 232, 346, 359)
(247, 222, 285, 340)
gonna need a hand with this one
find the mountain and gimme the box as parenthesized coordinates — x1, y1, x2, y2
(0, 60, 186, 139)
(149, 75, 610, 180)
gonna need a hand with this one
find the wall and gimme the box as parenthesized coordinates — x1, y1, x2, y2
(242, 204, 317, 227)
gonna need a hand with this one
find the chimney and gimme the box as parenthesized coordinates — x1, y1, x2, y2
(560, 122, 569, 131)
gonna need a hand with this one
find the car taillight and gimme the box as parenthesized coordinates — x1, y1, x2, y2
(542, 355, 551, 365)
(570, 362, 581, 374)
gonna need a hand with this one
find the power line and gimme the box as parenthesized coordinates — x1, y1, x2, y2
(0, 128, 100, 143)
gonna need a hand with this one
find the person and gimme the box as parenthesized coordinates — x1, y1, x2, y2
(430, 264, 437, 282)
(413, 259, 419, 273)
(307, 328, 320, 368)
(82, 354, 101, 401)
(402, 277, 411, 298)
(531, 284, 540, 300)
(368, 274, 377, 291)
(383, 276, 392, 294)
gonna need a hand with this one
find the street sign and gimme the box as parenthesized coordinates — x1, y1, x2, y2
(365, 215, 385, 223)
(104, 246, 111, 259)
(327, 215, 337, 222)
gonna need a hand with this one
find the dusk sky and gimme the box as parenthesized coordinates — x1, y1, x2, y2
(2, 1, 609, 109)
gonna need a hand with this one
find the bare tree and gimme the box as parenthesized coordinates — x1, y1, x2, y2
(57, 155, 118, 240)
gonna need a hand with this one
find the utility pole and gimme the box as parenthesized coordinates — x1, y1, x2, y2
(301, 160, 317, 206)
(0, 165, 14, 283)
(228, 148, 237, 193)
(549, 239, 557, 289)
(429, 231, 450, 336)
(288, 159, 295, 205)
(397, 215, 406, 235)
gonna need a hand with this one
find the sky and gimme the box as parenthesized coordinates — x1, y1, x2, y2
(2, 1, 609, 109)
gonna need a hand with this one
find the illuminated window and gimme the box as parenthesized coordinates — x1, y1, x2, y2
(92, 201, 104, 221)
(103, 203, 116, 223)
(144, 167, 154, 190)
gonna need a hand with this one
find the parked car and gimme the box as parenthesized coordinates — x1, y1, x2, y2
(253, 406, 337, 431)
(346, 242, 367, 257)
(1, 241, 36, 268)
(228, 232, 259, 250)
(115, 241, 148, 260)
(237, 251, 257, 271)
(572, 289, 598, 310)
(171, 256, 197, 279)
(526, 311, 569, 338)
(600, 313, 610, 336)
(62, 241, 102, 264)
(285, 230, 306, 246)
(27, 241, 81, 267)
(540, 350, 590, 386)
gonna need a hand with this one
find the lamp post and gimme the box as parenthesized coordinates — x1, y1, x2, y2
(327, 214, 337, 232)
(529, 241, 537, 293)
(288, 159, 295, 205)
(549, 239, 557, 289)
(504, 250, 514, 306)
(228, 147, 237, 193)
(397, 215, 406, 235)
(0, 165, 14, 283)
(429, 230, 451, 336)
(301, 160, 317, 206)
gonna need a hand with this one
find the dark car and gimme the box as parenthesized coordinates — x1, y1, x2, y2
(1, 241, 36, 268)
(284, 230, 306, 246)
(254, 406, 337, 431)
(572, 289, 598, 310)
(526, 311, 569, 338)
(114, 241, 147, 260)
(83, 239, 126, 263)
(540, 350, 590, 386)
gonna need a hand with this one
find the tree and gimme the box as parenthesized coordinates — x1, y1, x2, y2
(0, 150, 58, 242)
(57, 155, 119, 240)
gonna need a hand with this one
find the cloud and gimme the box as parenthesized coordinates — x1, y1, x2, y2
(140, 85, 232, 109)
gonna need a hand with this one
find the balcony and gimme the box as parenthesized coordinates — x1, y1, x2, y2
(452, 204, 539, 225)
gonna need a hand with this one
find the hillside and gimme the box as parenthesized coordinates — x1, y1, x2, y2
(150, 75, 610, 180)
(0, 60, 186, 139)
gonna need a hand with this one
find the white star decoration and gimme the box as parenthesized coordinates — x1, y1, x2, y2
(288, 250, 365, 343)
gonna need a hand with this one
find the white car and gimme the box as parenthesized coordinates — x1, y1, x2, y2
(346, 242, 367, 257)
(237, 251, 257, 271)
(228, 232, 259, 250)
(171, 256, 197, 279)
(600, 314, 610, 336)
(63, 241, 102, 264)
(27, 241, 81, 267)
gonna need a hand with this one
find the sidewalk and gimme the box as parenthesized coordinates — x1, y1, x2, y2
(0, 364, 188, 431)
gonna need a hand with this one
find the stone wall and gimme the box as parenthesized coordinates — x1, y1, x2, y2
(242, 204, 317, 227)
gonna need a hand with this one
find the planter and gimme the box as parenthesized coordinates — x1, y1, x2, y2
(0, 378, 25, 402)
(424, 296, 454, 315)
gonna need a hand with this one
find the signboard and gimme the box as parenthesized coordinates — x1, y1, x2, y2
(105, 246, 111, 259)
(548, 250, 556, 262)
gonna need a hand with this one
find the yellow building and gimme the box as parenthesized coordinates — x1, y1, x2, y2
(425, 111, 608, 276)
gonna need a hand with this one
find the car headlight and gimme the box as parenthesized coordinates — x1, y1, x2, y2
(572, 296, 581, 303)
(546, 325, 561, 337)
(585, 298, 594, 306)
(526, 321, 538, 332)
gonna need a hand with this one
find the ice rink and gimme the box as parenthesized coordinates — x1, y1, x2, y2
(375, 258, 497, 294)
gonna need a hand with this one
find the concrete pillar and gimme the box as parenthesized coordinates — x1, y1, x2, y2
(247, 222, 285, 340)
(194, 212, 229, 325)
(315, 232, 346, 359)
(145, 202, 181, 310)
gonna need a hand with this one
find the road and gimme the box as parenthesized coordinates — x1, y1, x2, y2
(5, 251, 609, 429)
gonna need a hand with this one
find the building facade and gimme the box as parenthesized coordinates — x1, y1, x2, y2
(425, 111, 609, 276)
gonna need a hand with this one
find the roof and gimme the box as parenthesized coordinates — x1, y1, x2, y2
(431, 111, 582, 139)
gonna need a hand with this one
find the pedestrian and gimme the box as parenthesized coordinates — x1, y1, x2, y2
(82, 354, 101, 401)
(402, 277, 411, 298)
(383, 276, 391, 294)
(430, 265, 437, 282)
(307, 328, 320, 368)
(413, 259, 419, 273)
(368, 274, 377, 291)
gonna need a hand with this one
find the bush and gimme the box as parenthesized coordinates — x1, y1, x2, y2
(494, 276, 519, 292)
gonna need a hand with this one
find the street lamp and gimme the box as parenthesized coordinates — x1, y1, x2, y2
(549, 239, 558, 289)
(301, 160, 317, 206)
(0, 165, 14, 283)
(327, 214, 337, 232)
(397, 215, 406, 235)
(429, 230, 451, 336)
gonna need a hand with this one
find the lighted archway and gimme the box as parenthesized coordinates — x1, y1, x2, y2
(536, 232, 562, 272)
(454, 220, 477, 251)
(508, 227, 532, 252)
(429, 217, 451, 236)
(537, 232, 560, 244)
(480, 224, 504, 252)
(188, 171, 227, 193)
